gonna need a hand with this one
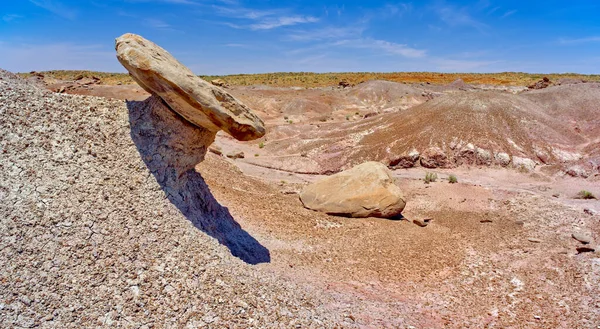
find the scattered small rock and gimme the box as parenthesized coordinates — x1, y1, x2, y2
(576, 246, 596, 253)
(226, 151, 245, 159)
(572, 233, 592, 244)
(584, 208, 597, 216)
(363, 112, 379, 119)
(527, 238, 542, 243)
(515, 220, 525, 226)
(528, 77, 551, 90)
(566, 165, 590, 178)
(339, 80, 351, 88)
(552, 193, 560, 198)
(413, 219, 428, 227)
(480, 219, 493, 223)
(209, 145, 222, 156)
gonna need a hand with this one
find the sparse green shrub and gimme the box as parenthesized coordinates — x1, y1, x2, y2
(254, 153, 259, 157)
(577, 190, 597, 200)
(424, 172, 438, 184)
(259, 142, 264, 149)
(346, 115, 350, 120)
(448, 174, 458, 184)
(288, 120, 293, 124)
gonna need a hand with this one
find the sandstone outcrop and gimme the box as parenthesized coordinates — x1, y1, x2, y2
(528, 77, 551, 90)
(420, 147, 451, 168)
(389, 149, 420, 168)
(511, 156, 537, 172)
(115, 33, 265, 141)
(299, 162, 406, 218)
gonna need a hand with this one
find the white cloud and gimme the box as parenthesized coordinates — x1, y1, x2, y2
(2, 14, 23, 22)
(214, 4, 318, 30)
(28, 0, 77, 20)
(249, 16, 318, 30)
(126, 0, 199, 5)
(500, 10, 517, 19)
(384, 3, 412, 16)
(487, 6, 500, 15)
(223, 43, 248, 47)
(161, 0, 197, 4)
(213, 5, 278, 20)
(334, 38, 427, 58)
(369, 39, 427, 58)
(559, 36, 600, 45)
(287, 26, 364, 41)
(432, 3, 487, 31)
(143, 18, 170, 29)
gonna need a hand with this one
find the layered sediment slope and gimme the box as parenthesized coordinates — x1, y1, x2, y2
(250, 88, 598, 175)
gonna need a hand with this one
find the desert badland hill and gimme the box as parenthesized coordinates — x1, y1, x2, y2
(2, 39, 600, 328)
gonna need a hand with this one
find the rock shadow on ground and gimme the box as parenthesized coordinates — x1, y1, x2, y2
(127, 96, 270, 264)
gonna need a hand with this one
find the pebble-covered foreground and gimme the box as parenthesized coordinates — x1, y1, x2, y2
(0, 69, 348, 328)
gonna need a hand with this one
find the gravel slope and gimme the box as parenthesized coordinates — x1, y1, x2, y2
(0, 69, 346, 328)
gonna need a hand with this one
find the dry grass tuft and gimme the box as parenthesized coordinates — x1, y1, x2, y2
(425, 172, 438, 184)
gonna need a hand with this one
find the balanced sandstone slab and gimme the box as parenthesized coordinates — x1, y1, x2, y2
(115, 33, 265, 141)
(300, 162, 406, 218)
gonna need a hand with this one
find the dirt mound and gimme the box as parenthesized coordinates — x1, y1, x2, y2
(556, 78, 588, 85)
(347, 80, 435, 110)
(254, 91, 588, 173)
(523, 83, 600, 139)
(281, 97, 333, 116)
(0, 69, 344, 327)
(228, 81, 436, 125)
(447, 78, 473, 90)
(229, 87, 349, 123)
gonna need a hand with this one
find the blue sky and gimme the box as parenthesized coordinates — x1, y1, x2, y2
(1, 0, 600, 74)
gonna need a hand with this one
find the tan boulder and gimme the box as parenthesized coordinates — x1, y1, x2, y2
(299, 162, 406, 218)
(115, 33, 265, 141)
(211, 79, 226, 87)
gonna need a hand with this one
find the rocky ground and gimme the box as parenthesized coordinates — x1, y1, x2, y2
(3, 69, 600, 328)
(0, 69, 349, 328)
